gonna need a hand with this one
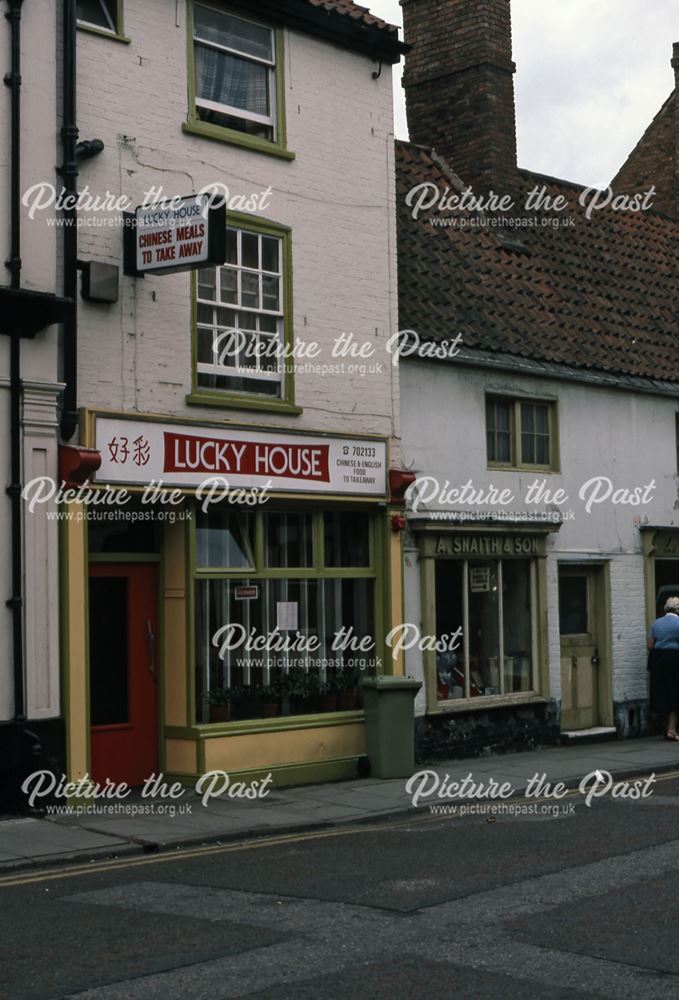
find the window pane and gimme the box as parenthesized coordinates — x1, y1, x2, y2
(521, 432, 534, 465)
(535, 405, 549, 434)
(197, 326, 216, 364)
(496, 431, 511, 463)
(265, 512, 313, 567)
(559, 576, 588, 635)
(197, 267, 216, 301)
(487, 399, 512, 463)
(503, 560, 533, 692)
(196, 510, 254, 569)
(241, 233, 259, 270)
(196, 47, 270, 117)
(468, 561, 500, 696)
(262, 274, 280, 312)
(521, 403, 535, 434)
(194, 6, 273, 62)
(89, 578, 128, 725)
(225, 229, 238, 265)
(535, 435, 550, 465)
(241, 272, 259, 309)
(435, 561, 465, 700)
(77, 0, 116, 31)
(194, 576, 374, 723)
(196, 302, 213, 326)
(324, 512, 370, 567)
(220, 267, 238, 304)
(261, 236, 280, 273)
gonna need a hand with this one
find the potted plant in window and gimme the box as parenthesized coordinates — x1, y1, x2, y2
(208, 687, 232, 723)
(319, 673, 338, 712)
(305, 671, 320, 713)
(336, 668, 358, 711)
(232, 684, 259, 721)
(259, 684, 280, 718)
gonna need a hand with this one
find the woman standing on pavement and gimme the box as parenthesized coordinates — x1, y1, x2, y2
(647, 596, 679, 741)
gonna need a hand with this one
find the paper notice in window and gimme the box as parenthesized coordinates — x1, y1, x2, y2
(469, 567, 490, 593)
(276, 601, 298, 631)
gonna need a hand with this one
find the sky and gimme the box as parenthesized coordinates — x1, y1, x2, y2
(366, 0, 678, 188)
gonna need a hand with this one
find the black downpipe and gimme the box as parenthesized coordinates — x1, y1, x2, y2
(60, 0, 78, 441)
(4, 0, 25, 722)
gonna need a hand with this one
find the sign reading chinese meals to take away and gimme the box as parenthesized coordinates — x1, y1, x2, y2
(123, 193, 226, 276)
(93, 417, 388, 497)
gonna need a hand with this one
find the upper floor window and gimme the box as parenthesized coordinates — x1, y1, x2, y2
(77, 0, 119, 34)
(193, 4, 276, 142)
(194, 217, 292, 403)
(486, 395, 558, 471)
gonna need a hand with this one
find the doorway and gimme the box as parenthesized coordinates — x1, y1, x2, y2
(558, 564, 610, 731)
(89, 563, 158, 785)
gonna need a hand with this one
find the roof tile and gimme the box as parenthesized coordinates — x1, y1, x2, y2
(396, 141, 679, 382)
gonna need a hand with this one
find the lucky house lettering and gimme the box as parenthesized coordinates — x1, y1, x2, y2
(164, 432, 330, 481)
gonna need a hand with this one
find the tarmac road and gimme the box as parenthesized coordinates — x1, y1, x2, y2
(3, 772, 679, 999)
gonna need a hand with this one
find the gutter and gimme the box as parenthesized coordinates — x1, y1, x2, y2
(227, 0, 407, 64)
(59, 0, 78, 441)
(4, 0, 25, 722)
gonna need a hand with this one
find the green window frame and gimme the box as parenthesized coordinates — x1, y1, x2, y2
(76, 0, 129, 43)
(188, 212, 301, 415)
(191, 506, 383, 726)
(184, 1, 294, 161)
(486, 395, 559, 472)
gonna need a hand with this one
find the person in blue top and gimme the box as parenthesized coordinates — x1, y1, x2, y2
(647, 596, 679, 741)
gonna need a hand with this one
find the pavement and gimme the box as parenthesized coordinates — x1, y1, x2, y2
(1, 735, 678, 873)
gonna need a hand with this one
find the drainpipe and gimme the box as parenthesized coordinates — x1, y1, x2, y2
(59, 0, 78, 441)
(4, 0, 25, 722)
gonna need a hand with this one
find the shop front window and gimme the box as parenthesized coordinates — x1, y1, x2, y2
(195, 508, 377, 723)
(435, 558, 535, 700)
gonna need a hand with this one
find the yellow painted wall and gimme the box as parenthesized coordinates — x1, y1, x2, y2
(61, 504, 89, 781)
(163, 518, 189, 727)
(165, 738, 198, 775)
(202, 722, 366, 773)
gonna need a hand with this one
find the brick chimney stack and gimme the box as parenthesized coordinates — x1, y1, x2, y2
(401, 0, 518, 193)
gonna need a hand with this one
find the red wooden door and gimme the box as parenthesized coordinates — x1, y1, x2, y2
(89, 563, 158, 786)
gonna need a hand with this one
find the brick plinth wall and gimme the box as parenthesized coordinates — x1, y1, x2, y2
(414, 701, 561, 762)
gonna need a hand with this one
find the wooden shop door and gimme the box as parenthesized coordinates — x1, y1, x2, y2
(559, 566, 601, 731)
(89, 563, 158, 786)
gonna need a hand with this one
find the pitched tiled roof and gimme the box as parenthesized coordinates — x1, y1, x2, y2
(396, 141, 679, 382)
(303, 0, 399, 35)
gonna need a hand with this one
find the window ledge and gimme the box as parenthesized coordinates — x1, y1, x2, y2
(488, 464, 559, 474)
(186, 391, 303, 416)
(167, 711, 365, 739)
(182, 120, 296, 161)
(427, 694, 547, 715)
(76, 23, 131, 43)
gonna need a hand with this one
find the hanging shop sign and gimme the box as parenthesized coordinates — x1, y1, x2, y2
(123, 194, 226, 276)
(93, 416, 388, 497)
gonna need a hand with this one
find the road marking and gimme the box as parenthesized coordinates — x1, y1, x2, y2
(2, 768, 679, 888)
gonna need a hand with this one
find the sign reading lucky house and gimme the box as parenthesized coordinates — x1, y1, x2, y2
(93, 417, 388, 497)
(123, 194, 226, 276)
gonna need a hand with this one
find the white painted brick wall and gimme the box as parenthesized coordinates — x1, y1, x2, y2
(73, 2, 400, 452)
(401, 361, 675, 715)
(0, 3, 61, 720)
